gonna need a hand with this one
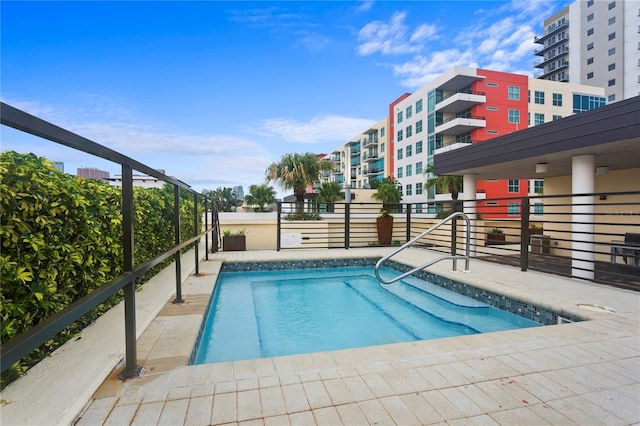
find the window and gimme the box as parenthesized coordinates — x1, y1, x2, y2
(486, 106, 498, 111)
(608, 32, 616, 41)
(406, 125, 412, 138)
(397, 111, 403, 123)
(396, 148, 403, 160)
(534, 203, 544, 216)
(508, 179, 519, 193)
(406, 105, 413, 119)
(552, 93, 562, 106)
(415, 120, 423, 133)
(380, 142, 385, 152)
(608, 47, 616, 56)
(587, 42, 594, 50)
(587, 72, 594, 79)
(508, 109, 520, 123)
(416, 99, 423, 113)
(587, 28, 594, 36)
(608, 63, 616, 71)
(406, 165, 412, 177)
(397, 130, 403, 142)
(534, 91, 545, 104)
(587, 13, 594, 21)
(405, 145, 412, 157)
(508, 202, 520, 217)
(486, 82, 498, 87)
(587, 57, 594, 65)
(415, 161, 423, 175)
(533, 180, 544, 194)
(608, 79, 616, 86)
(416, 182, 423, 195)
(405, 184, 412, 196)
(608, 1, 615, 10)
(380, 127, 385, 137)
(416, 140, 423, 154)
(534, 113, 544, 126)
(587, 0, 593, 5)
(397, 167, 403, 178)
(608, 94, 616, 102)
(573, 94, 606, 113)
(508, 86, 520, 100)
(553, 114, 563, 121)
(608, 16, 616, 25)
(486, 130, 499, 134)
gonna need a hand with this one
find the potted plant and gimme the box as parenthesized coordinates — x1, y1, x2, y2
(487, 227, 505, 245)
(529, 224, 543, 235)
(222, 228, 247, 251)
(372, 177, 402, 246)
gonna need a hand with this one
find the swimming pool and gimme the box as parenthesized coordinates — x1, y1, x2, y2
(193, 264, 542, 364)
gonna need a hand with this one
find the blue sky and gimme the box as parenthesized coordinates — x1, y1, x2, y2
(1, 0, 571, 195)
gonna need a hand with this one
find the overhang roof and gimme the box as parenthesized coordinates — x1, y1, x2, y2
(434, 95, 640, 179)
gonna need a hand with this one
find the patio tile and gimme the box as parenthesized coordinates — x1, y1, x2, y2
(335, 402, 369, 424)
(237, 389, 262, 422)
(311, 406, 342, 425)
(281, 383, 310, 413)
(379, 395, 422, 425)
(211, 391, 237, 424)
(357, 398, 395, 425)
(263, 414, 290, 426)
(342, 375, 375, 401)
(157, 398, 189, 425)
(287, 410, 316, 425)
(398, 393, 443, 424)
(301, 380, 332, 410)
(184, 395, 213, 426)
(259, 386, 287, 418)
(130, 401, 164, 425)
(75, 396, 118, 426)
(103, 403, 138, 425)
(359, 372, 395, 398)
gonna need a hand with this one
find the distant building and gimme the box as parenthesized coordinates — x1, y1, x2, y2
(77, 167, 109, 181)
(111, 173, 165, 189)
(534, 0, 640, 102)
(52, 161, 64, 173)
(233, 185, 244, 200)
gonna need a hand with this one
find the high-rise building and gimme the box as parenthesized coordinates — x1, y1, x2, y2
(534, 0, 640, 103)
(52, 161, 64, 173)
(77, 167, 109, 181)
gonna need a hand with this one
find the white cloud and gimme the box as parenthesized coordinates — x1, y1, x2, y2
(259, 114, 376, 144)
(357, 11, 437, 56)
(392, 50, 479, 88)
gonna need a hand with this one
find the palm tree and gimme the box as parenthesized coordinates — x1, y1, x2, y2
(208, 187, 238, 212)
(265, 153, 333, 212)
(316, 182, 343, 213)
(371, 176, 402, 213)
(244, 184, 276, 212)
(425, 164, 463, 200)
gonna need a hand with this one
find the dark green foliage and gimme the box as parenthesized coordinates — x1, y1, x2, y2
(0, 152, 200, 388)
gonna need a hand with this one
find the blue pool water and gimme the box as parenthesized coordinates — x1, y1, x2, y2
(193, 266, 541, 364)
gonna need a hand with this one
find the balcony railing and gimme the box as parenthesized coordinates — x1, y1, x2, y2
(0, 102, 218, 378)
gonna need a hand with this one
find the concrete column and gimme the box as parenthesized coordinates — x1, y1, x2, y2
(463, 174, 477, 256)
(571, 154, 595, 280)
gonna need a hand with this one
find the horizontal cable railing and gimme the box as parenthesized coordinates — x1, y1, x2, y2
(0, 102, 218, 378)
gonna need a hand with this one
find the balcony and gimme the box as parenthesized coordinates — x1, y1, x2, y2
(534, 49, 569, 69)
(362, 152, 379, 162)
(434, 141, 473, 155)
(535, 60, 570, 79)
(534, 19, 569, 44)
(534, 33, 569, 56)
(435, 91, 486, 113)
(435, 115, 486, 136)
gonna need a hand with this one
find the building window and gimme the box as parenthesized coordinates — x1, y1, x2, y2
(587, 57, 594, 65)
(397, 130, 403, 142)
(587, 13, 594, 21)
(416, 182, 423, 195)
(397, 167, 403, 178)
(534, 203, 544, 216)
(486, 106, 498, 111)
(508, 109, 520, 123)
(573, 93, 607, 113)
(608, 1, 615, 10)
(608, 94, 616, 102)
(508, 179, 519, 193)
(405, 184, 412, 196)
(486, 129, 499, 134)
(608, 16, 616, 25)
(406, 145, 412, 157)
(416, 99, 423, 113)
(608, 79, 616, 86)
(553, 114, 563, 121)
(608, 32, 616, 41)
(533, 180, 544, 194)
(534, 91, 545, 104)
(552, 93, 562, 106)
(608, 47, 616, 56)
(406, 125, 412, 138)
(508, 202, 520, 216)
(587, 0, 593, 5)
(534, 113, 545, 126)
(587, 72, 594, 79)
(415, 120, 423, 133)
(587, 42, 594, 50)
(380, 142, 385, 152)
(406, 165, 412, 177)
(397, 111, 403, 123)
(508, 86, 520, 100)
(396, 148, 403, 160)
(380, 127, 385, 137)
(416, 161, 423, 175)
(406, 105, 412, 119)
(486, 82, 498, 87)
(587, 28, 594, 36)
(608, 63, 616, 71)
(416, 140, 423, 154)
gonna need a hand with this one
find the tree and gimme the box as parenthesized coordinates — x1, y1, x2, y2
(425, 164, 463, 200)
(316, 182, 343, 203)
(265, 153, 333, 212)
(371, 176, 402, 213)
(244, 184, 276, 212)
(208, 187, 238, 212)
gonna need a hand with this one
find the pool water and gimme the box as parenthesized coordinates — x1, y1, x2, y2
(193, 266, 541, 364)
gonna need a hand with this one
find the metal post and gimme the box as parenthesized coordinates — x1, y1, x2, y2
(276, 201, 282, 251)
(204, 198, 209, 260)
(193, 193, 199, 275)
(405, 203, 411, 242)
(345, 203, 351, 249)
(451, 208, 458, 271)
(520, 197, 530, 271)
(119, 164, 142, 380)
(173, 185, 184, 304)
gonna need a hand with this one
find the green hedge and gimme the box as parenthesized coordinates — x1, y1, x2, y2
(0, 151, 201, 388)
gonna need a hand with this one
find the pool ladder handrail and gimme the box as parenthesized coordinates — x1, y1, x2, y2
(374, 212, 471, 285)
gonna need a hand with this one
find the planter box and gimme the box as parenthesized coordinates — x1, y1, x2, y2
(486, 233, 505, 245)
(376, 217, 394, 246)
(223, 235, 246, 251)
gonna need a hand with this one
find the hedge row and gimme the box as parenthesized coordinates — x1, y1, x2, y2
(0, 151, 201, 388)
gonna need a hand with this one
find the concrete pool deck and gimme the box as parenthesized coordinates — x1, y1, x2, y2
(3, 247, 639, 425)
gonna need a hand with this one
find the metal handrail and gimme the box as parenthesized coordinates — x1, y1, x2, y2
(374, 212, 471, 285)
